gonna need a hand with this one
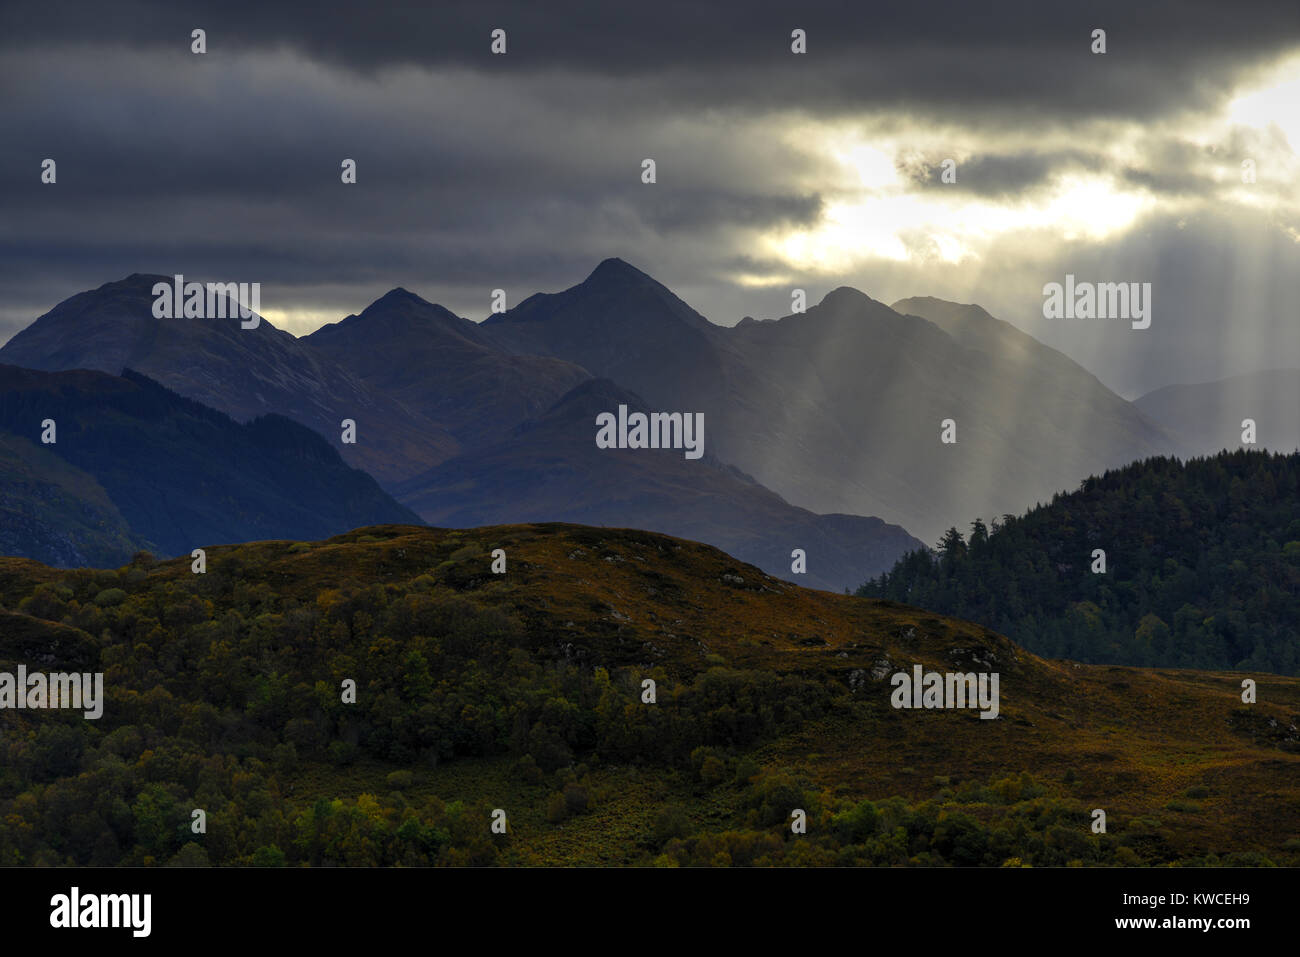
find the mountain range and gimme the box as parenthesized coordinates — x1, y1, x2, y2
(0, 275, 460, 485)
(1, 259, 1287, 587)
(478, 263, 1181, 544)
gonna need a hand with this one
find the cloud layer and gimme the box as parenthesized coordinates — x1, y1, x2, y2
(2, 0, 1298, 395)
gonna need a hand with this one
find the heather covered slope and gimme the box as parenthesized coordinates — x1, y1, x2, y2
(0, 522, 1294, 866)
(0, 432, 139, 568)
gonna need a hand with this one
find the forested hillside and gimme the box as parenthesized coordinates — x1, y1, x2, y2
(859, 451, 1300, 674)
(1, 523, 1295, 866)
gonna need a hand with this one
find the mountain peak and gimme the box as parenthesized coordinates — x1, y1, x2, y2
(373, 286, 426, 307)
(354, 287, 462, 326)
(584, 257, 655, 286)
(817, 286, 875, 310)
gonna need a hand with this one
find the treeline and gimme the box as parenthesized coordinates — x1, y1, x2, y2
(858, 450, 1300, 674)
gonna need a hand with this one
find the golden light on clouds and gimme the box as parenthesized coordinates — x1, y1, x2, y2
(766, 50, 1300, 277)
(770, 170, 1154, 274)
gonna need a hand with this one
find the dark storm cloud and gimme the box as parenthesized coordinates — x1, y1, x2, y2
(0, 31, 827, 333)
(1, 0, 1297, 398)
(1120, 167, 1217, 196)
(899, 150, 1105, 197)
(4, 0, 1299, 121)
(637, 189, 822, 231)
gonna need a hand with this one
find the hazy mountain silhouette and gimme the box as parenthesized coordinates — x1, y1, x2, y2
(2, 261, 1194, 561)
(0, 364, 419, 565)
(1134, 369, 1300, 455)
(304, 287, 590, 448)
(0, 275, 460, 485)
(395, 377, 923, 592)
(476, 260, 1177, 543)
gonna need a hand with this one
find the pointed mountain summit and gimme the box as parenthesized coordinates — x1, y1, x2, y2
(308, 286, 488, 363)
(0, 276, 460, 485)
(583, 256, 662, 288)
(892, 296, 1039, 361)
(496, 257, 703, 325)
(480, 258, 732, 404)
(817, 285, 879, 310)
(350, 287, 477, 337)
(306, 287, 590, 448)
(468, 267, 1176, 544)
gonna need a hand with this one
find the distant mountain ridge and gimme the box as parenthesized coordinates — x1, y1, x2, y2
(304, 287, 591, 448)
(0, 275, 460, 486)
(1134, 369, 1300, 456)
(0, 364, 419, 566)
(395, 376, 924, 592)
(0, 259, 1201, 576)
(476, 260, 1177, 543)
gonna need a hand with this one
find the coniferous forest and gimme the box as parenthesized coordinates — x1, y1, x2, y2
(859, 451, 1300, 675)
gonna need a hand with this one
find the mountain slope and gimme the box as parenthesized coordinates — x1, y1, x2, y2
(859, 450, 1300, 675)
(394, 377, 923, 592)
(0, 275, 459, 485)
(0, 364, 420, 561)
(305, 287, 590, 447)
(1134, 368, 1300, 455)
(481, 257, 737, 399)
(0, 522, 1295, 866)
(1, 265, 1182, 548)
(0, 432, 140, 567)
(477, 262, 1176, 544)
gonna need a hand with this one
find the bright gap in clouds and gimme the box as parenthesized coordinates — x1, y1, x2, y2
(1228, 53, 1300, 152)
(767, 49, 1300, 280)
(770, 167, 1154, 274)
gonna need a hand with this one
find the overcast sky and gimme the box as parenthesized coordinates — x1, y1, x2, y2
(2, 0, 1298, 396)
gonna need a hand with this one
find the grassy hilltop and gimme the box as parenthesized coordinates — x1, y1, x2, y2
(0, 522, 1296, 866)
